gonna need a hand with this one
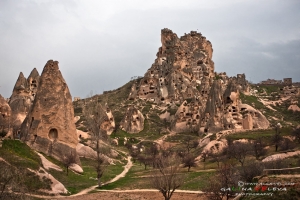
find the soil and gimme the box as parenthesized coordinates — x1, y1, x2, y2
(48, 191, 209, 200)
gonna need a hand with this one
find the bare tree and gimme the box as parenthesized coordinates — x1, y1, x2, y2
(182, 153, 197, 172)
(208, 147, 226, 168)
(183, 135, 199, 153)
(83, 100, 109, 187)
(204, 163, 239, 200)
(137, 154, 152, 170)
(272, 126, 283, 152)
(291, 127, 300, 143)
(62, 150, 77, 176)
(252, 137, 267, 160)
(151, 155, 185, 200)
(227, 141, 252, 166)
(279, 138, 296, 151)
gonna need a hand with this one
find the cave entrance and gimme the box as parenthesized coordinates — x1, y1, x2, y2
(48, 128, 58, 141)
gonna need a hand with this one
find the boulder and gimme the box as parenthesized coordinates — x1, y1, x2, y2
(120, 105, 144, 133)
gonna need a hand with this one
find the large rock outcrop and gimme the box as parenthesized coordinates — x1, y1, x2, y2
(134, 29, 215, 104)
(130, 28, 268, 133)
(21, 60, 80, 164)
(8, 68, 40, 137)
(120, 105, 144, 133)
(0, 95, 11, 135)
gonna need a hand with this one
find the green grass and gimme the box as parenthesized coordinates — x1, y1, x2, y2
(240, 93, 264, 110)
(0, 139, 41, 170)
(225, 128, 293, 146)
(100, 163, 150, 190)
(47, 157, 126, 195)
(112, 120, 164, 143)
(181, 171, 216, 190)
(100, 162, 215, 191)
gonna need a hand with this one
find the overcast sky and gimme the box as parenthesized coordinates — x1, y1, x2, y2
(0, 0, 299, 98)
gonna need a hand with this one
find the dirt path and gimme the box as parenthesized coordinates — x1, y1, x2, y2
(71, 156, 133, 197)
(262, 150, 300, 162)
(97, 189, 203, 194)
(62, 190, 207, 200)
(154, 129, 176, 146)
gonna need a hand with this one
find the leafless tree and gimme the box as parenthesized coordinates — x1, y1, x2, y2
(137, 154, 152, 170)
(279, 138, 296, 151)
(239, 161, 264, 182)
(182, 153, 197, 172)
(252, 137, 267, 160)
(183, 135, 199, 153)
(204, 163, 239, 200)
(292, 127, 300, 143)
(208, 148, 226, 168)
(227, 141, 252, 166)
(62, 150, 77, 176)
(272, 125, 283, 152)
(83, 100, 109, 187)
(151, 155, 185, 200)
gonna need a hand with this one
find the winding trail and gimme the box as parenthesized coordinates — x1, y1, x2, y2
(71, 156, 133, 197)
(154, 129, 176, 147)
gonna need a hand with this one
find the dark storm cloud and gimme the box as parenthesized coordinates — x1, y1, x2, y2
(0, 0, 299, 98)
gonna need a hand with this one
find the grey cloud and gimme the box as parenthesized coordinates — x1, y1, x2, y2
(0, 0, 299, 98)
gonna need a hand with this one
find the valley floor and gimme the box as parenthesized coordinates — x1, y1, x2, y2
(52, 191, 207, 200)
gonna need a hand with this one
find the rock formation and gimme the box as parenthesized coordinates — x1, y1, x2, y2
(0, 95, 11, 135)
(129, 28, 268, 133)
(20, 60, 80, 164)
(8, 68, 40, 137)
(134, 29, 215, 104)
(120, 105, 144, 133)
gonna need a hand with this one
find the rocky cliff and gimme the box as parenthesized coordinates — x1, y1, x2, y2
(20, 60, 80, 164)
(129, 29, 267, 133)
(8, 68, 40, 137)
(0, 95, 11, 135)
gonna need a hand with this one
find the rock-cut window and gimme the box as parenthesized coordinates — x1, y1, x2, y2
(48, 128, 58, 141)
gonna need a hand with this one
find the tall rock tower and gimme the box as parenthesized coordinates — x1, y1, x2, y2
(21, 60, 79, 163)
(9, 69, 40, 137)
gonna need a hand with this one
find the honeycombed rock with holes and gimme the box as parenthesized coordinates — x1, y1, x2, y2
(129, 28, 269, 133)
(20, 60, 80, 164)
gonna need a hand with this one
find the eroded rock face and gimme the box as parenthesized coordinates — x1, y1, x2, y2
(130, 28, 268, 133)
(95, 104, 115, 136)
(120, 106, 144, 133)
(0, 95, 11, 134)
(20, 60, 80, 164)
(9, 69, 40, 136)
(134, 29, 215, 104)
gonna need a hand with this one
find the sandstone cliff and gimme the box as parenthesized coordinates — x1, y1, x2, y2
(128, 29, 267, 133)
(21, 60, 80, 164)
(0, 95, 11, 135)
(9, 68, 40, 137)
(120, 105, 144, 133)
